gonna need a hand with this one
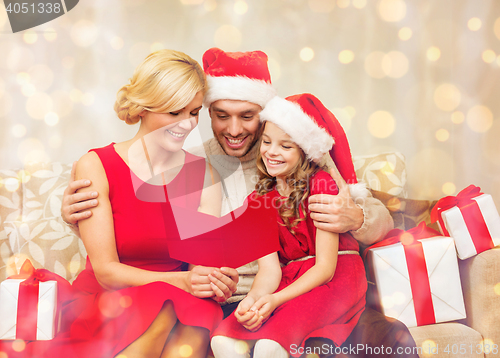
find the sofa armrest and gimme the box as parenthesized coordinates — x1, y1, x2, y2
(459, 248, 500, 358)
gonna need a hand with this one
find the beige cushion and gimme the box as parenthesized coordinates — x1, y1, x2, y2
(0, 162, 86, 282)
(410, 323, 484, 358)
(459, 248, 500, 358)
(2, 218, 86, 283)
(353, 152, 407, 197)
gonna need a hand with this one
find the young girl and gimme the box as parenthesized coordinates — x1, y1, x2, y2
(211, 93, 369, 358)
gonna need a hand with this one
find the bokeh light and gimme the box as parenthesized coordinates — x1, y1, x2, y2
(333, 107, 353, 132)
(70, 89, 83, 102)
(181, 0, 203, 4)
(204, 0, 217, 11)
(99, 292, 125, 318)
(367, 111, 395, 138)
(494, 283, 500, 296)
(352, 0, 366, 8)
(482, 50, 496, 63)
(451, 111, 465, 124)
(44, 112, 59, 126)
(234, 0, 248, 15)
(435, 129, 449, 142)
(214, 25, 242, 51)
(110, 36, 124, 50)
(339, 50, 355, 64)
(23, 30, 38, 44)
(12, 340, 26, 352)
(44, 29, 58, 42)
(18, 138, 50, 164)
(17, 72, 30, 85)
(382, 51, 409, 78)
(300, 47, 315, 62)
(22, 83, 36, 97)
(466, 105, 493, 133)
(442, 182, 456, 195)
(364, 51, 386, 79)
(71, 20, 99, 47)
(150, 42, 164, 52)
(398, 27, 412, 41)
(308, 0, 335, 13)
(179, 344, 193, 357)
(82, 93, 95, 106)
(433, 83, 461, 112)
(495, 17, 500, 40)
(26, 92, 53, 119)
(378, 0, 406, 22)
(422, 339, 437, 357)
(119, 295, 133, 308)
(12, 124, 27, 138)
(482, 119, 500, 166)
(337, 0, 350, 9)
(467, 17, 482, 31)
(4, 177, 20, 192)
(235, 340, 250, 355)
(427, 47, 441, 61)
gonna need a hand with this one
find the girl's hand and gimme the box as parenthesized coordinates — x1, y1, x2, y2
(250, 294, 279, 325)
(234, 296, 256, 325)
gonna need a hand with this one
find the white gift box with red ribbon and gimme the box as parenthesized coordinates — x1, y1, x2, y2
(0, 279, 59, 340)
(367, 234, 466, 328)
(432, 186, 500, 260)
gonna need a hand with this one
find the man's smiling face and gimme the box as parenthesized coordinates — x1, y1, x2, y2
(209, 99, 263, 158)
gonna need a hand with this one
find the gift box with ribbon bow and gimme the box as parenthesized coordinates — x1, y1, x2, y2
(0, 260, 72, 341)
(365, 222, 466, 328)
(431, 185, 500, 260)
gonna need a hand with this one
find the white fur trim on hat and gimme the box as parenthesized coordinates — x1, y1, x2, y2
(259, 96, 334, 161)
(204, 76, 276, 108)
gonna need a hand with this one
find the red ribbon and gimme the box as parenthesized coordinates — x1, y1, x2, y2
(431, 185, 493, 254)
(431, 185, 483, 235)
(366, 222, 441, 326)
(8, 260, 73, 341)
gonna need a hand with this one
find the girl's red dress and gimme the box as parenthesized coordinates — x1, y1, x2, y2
(212, 170, 367, 356)
(1, 143, 222, 358)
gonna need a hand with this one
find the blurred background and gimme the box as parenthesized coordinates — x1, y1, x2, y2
(0, 0, 499, 204)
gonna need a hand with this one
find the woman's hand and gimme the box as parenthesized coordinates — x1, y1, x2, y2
(186, 266, 238, 301)
(61, 162, 99, 233)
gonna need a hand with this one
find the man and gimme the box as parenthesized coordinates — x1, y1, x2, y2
(61, 48, 416, 357)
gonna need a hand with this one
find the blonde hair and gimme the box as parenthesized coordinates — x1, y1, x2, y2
(114, 49, 206, 124)
(256, 132, 324, 234)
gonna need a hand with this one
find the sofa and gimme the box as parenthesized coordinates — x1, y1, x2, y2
(1, 152, 499, 358)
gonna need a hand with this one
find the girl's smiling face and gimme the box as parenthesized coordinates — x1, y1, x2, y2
(260, 121, 302, 180)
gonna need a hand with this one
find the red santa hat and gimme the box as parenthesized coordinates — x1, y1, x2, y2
(259, 93, 369, 199)
(202, 48, 276, 108)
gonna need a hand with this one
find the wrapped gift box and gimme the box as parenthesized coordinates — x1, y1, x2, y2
(0, 279, 59, 340)
(433, 187, 500, 260)
(366, 235, 466, 328)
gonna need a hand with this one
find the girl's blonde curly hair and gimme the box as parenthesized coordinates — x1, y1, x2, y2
(114, 49, 206, 124)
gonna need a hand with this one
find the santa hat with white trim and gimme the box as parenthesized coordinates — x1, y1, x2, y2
(202, 48, 276, 108)
(259, 93, 369, 199)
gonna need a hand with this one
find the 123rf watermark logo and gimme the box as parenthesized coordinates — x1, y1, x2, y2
(3, 0, 79, 33)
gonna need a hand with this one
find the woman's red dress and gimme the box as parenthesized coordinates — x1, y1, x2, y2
(1, 143, 222, 358)
(212, 170, 367, 357)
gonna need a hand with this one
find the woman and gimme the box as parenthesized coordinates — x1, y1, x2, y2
(43, 50, 238, 358)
